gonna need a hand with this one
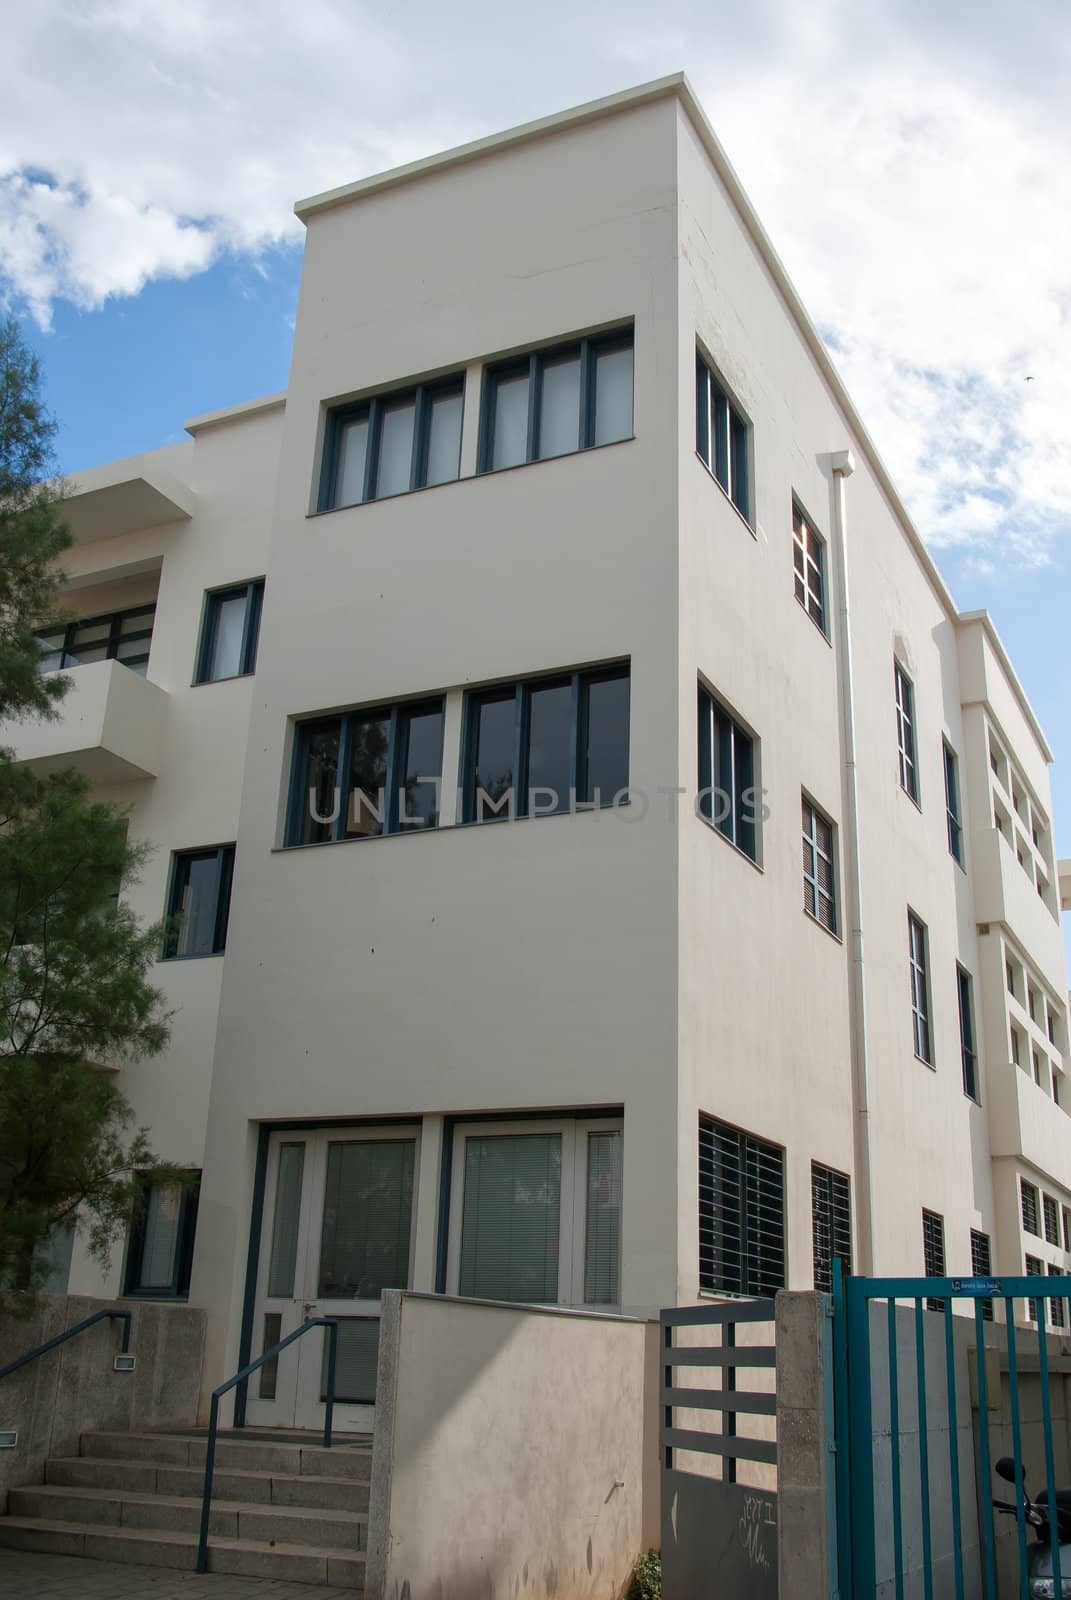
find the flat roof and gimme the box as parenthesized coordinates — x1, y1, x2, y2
(185, 392, 286, 436)
(295, 77, 1031, 714)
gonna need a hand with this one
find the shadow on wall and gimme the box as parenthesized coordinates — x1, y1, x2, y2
(366, 1290, 661, 1600)
(0, 1294, 206, 1511)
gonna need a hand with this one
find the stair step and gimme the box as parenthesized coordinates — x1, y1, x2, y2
(8, 1484, 366, 1550)
(80, 1430, 372, 1481)
(47, 1454, 368, 1511)
(0, 1517, 365, 1587)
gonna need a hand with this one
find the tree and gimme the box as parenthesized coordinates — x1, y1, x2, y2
(0, 317, 172, 1296)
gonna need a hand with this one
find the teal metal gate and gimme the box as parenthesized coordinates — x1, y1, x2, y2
(832, 1264, 1071, 1599)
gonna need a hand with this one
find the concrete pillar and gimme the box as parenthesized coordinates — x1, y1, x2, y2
(775, 1290, 834, 1599)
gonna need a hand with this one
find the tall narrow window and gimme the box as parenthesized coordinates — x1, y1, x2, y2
(1049, 1265, 1066, 1330)
(908, 913, 932, 1064)
(792, 504, 826, 633)
(957, 965, 978, 1101)
(584, 1131, 622, 1306)
(943, 741, 963, 864)
(695, 352, 750, 521)
(1043, 1192, 1060, 1246)
(320, 376, 464, 510)
(1026, 1255, 1044, 1325)
(287, 700, 445, 846)
(480, 329, 633, 473)
(970, 1229, 994, 1321)
(196, 579, 264, 684)
(697, 686, 759, 862)
(123, 1174, 200, 1298)
(462, 664, 629, 824)
(699, 1117, 785, 1297)
(802, 797, 837, 933)
(163, 846, 235, 959)
(811, 1163, 851, 1293)
(922, 1210, 945, 1311)
(895, 662, 919, 803)
(1020, 1178, 1040, 1237)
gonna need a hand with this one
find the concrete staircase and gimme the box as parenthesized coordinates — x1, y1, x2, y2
(0, 1428, 370, 1586)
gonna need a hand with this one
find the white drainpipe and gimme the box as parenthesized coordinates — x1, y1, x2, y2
(829, 447, 876, 1276)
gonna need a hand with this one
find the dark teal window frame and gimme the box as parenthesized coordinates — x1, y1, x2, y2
(286, 698, 446, 846)
(162, 845, 235, 960)
(957, 963, 978, 1101)
(318, 375, 465, 512)
(460, 663, 630, 824)
(123, 1173, 200, 1300)
(697, 684, 759, 862)
(943, 739, 963, 864)
(696, 350, 751, 523)
(36, 602, 156, 676)
(477, 327, 634, 473)
(194, 579, 264, 685)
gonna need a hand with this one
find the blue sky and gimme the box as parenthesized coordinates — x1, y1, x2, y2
(4, 0, 1070, 928)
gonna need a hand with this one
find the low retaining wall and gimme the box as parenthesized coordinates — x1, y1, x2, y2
(0, 1293, 206, 1510)
(366, 1291, 660, 1600)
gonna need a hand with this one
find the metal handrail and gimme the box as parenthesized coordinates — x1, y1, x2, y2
(196, 1316, 338, 1575)
(0, 1308, 132, 1382)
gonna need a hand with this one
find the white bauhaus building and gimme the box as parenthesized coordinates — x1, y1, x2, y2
(8, 73, 1071, 1439)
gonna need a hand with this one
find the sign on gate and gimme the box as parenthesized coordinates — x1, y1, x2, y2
(832, 1263, 1071, 1600)
(660, 1301, 779, 1600)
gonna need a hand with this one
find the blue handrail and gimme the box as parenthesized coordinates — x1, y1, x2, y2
(0, 1308, 132, 1382)
(196, 1316, 338, 1575)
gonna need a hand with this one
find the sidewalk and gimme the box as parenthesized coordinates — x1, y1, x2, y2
(0, 1549, 355, 1597)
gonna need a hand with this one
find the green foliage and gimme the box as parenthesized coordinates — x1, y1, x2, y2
(625, 1549, 662, 1600)
(0, 319, 172, 1298)
(0, 315, 72, 732)
(0, 764, 173, 1294)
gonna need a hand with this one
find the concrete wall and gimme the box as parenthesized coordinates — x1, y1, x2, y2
(365, 1291, 660, 1600)
(0, 1294, 206, 1511)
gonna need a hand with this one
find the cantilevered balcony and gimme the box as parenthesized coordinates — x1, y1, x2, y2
(974, 826, 1066, 998)
(989, 1058, 1071, 1188)
(6, 659, 167, 783)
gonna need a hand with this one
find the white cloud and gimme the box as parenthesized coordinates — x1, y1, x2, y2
(2, 0, 1070, 563)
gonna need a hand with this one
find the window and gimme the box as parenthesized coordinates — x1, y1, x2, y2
(1062, 1206, 1071, 1253)
(792, 503, 827, 633)
(1026, 1255, 1044, 1325)
(698, 686, 760, 861)
(1044, 1192, 1060, 1246)
(36, 604, 156, 677)
(319, 375, 464, 511)
(123, 1175, 199, 1298)
(1029, 987, 1040, 1024)
(802, 797, 837, 933)
(957, 966, 978, 1101)
(1011, 1026, 1023, 1067)
(163, 846, 235, 959)
(449, 1119, 622, 1307)
(699, 1116, 785, 1297)
(811, 1163, 851, 1293)
(908, 913, 932, 1064)
(1048, 1010, 1057, 1046)
(1021, 1178, 1040, 1237)
(195, 580, 264, 684)
(1054, 1072, 1063, 1109)
(461, 664, 629, 824)
(894, 663, 919, 803)
(970, 1230, 994, 1321)
(479, 329, 633, 473)
(1033, 1049, 1044, 1088)
(287, 699, 445, 846)
(922, 1210, 946, 1311)
(1049, 1265, 1066, 1329)
(695, 352, 750, 520)
(943, 742, 963, 864)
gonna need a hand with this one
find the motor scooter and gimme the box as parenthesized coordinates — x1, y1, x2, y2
(993, 1455, 1071, 1597)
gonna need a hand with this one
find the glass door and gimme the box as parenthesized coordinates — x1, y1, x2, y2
(246, 1127, 418, 1432)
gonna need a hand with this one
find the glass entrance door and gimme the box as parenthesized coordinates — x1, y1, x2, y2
(246, 1127, 417, 1432)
